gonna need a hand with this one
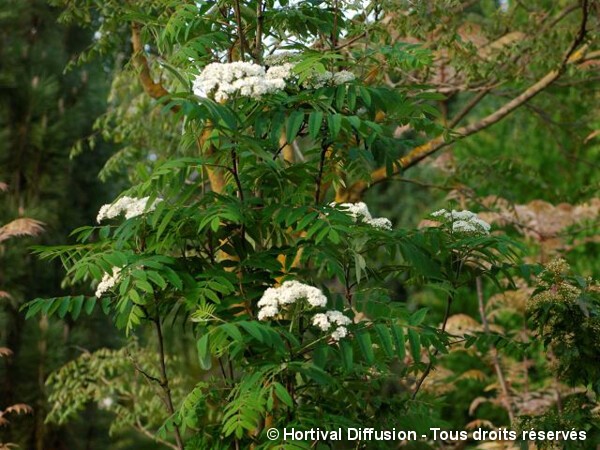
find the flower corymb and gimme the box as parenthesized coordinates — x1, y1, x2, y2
(257, 280, 327, 320)
(95, 267, 122, 298)
(331, 201, 392, 231)
(431, 209, 491, 235)
(311, 310, 353, 341)
(97, 196, 162, 223)
(192, 61, 293, 102)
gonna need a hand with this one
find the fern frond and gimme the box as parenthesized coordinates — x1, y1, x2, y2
(0, 218, 45, 243)
(190, 302, 218, 323)
(3, 404, 33, 415)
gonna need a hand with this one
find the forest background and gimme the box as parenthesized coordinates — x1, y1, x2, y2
(1, 0, 600, 449)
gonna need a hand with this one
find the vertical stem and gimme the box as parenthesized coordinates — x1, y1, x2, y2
(231, 149, 244, 202)
(153, 312, 185, 449)
(476, 277, 515, 424)
(254, 0, 264, 63)
(344, 263, 353, 305)
(35, 315, 48, 450)
(233, 0, 247, 61)
(412, 255, 463, 399)
(411, 291, 453, 400)
(314, 144, 328, 204)
(230, 149, 247, 251)
(331, 0, 339, 49)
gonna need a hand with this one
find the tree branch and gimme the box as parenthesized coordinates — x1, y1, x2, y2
(254, 0, 264, 63)
(134, 419, 179, 450)
(338, 0, 590, 202)
(131, 24, 179, 111)
(131, 23, 226, 194)
(233, 0, 247, 61)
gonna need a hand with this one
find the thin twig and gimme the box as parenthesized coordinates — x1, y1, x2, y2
(129, 353, 162, 386)
(134, 419, 179, 450)
(447, 88, 492, 129)
(476, 276, 515, 424)
(152, 309, 185, 450)
(411, 292, 453, 400)
(230, 149, 244, 202)
(314, 144, 328, 204)
(412, 255, 466, 399)
(335, 32, 366, 50)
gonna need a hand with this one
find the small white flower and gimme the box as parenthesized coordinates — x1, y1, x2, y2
(99, 397, 114, 409)
(95, 267, 122, 298)
(450, 210, 476, 221)
(333, 71, 355, 85)
(452, 220, 477, 233)
(266, 63, 295, 80)
(97, 196, 162, 223)
(257, 287, 278, 308)
(96, 204, 115, 223)
(193, 61, 291, 103)
(366, 217, 392, 231)
(264, 52, 298, 66)
(431, 208, 491, 235)
(257, 305, 279, 320)
(331, 326, 348, 341)
(256, 280, 328, 320)
(304, 287, 328, 308)
(312, 313, 331, 331)
(311, 310, 352, 340)
(471, 217, 492, 233)
(301, 70, 333, 89)
(332, 202, 392, 231)
(326, 310, 352, 326)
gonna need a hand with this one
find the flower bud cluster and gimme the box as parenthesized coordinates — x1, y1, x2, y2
(301, 70, 355, 89)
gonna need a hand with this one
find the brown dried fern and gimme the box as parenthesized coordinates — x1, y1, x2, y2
(0, 218, 45, 243)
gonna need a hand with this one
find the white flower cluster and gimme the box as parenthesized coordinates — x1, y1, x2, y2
(97, 196, 162, 223)
(95, 267, 122, 298)
(302, 70, 355, 89)
(431, 209, 491, 235)
(312, 310, 352, 341)
(264, 52, 298, 66)
(192, 62, 294, 102)
(332, 202, 392, 230)
(257, 280, 328, 321)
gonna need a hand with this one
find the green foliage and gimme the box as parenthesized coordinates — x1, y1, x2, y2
(528, 259, 600, 394)
(19, 0, 600, 449)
